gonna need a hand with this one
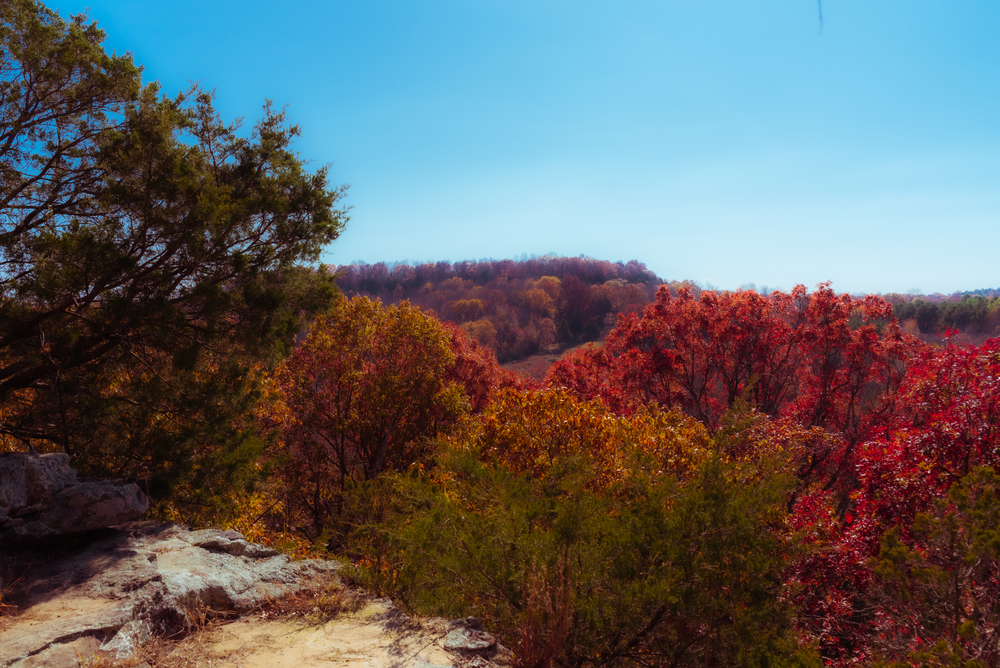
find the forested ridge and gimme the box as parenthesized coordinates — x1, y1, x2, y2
(335, 256, 665, 362)
(8, 3, 1000, 668)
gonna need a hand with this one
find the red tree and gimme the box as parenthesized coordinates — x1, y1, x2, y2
(789, 335, 1000, 664)
(547, 283, 915, 490)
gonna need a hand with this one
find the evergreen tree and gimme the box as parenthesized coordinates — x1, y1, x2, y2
(0, 0, 346, 507)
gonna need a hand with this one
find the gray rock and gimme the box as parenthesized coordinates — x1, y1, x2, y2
(6, 637, 102, 668)
(0, 522, 340, 668)
(442, 618, 498, 655)
(99, 619, 153, 658)
(0, 452, 149, 544)
(183, 528, 280, 558)
(0, 453, 75, 509)
(443, 627, 497, 654)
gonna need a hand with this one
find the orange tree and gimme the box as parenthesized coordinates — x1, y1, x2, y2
(456, 387, 710, 490)
(271, 296, 520, 541)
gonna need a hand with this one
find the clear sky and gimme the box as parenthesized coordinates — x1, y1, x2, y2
(53, 0, 1000, 294)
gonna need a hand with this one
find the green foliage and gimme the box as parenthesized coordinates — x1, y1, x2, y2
(352, 432, 818, 668)
(0, 0, 346, 517)
(893, 296, 1000, 337)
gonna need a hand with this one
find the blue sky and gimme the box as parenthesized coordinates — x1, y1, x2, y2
(55, 0, 1000, 294)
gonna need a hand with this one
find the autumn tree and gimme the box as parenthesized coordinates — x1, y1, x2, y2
(783, 336, 1000, 664)
(441, 321, 531, 412)
(457, 387, 711, 489)
(273, 297, 519, 540)
(548, 283, 915, 490)
(794, 467, 1000, 666)
(871, 468, 1000, 668)
(847, 336, 1000, 541)
(0, 0, 345, 502)
(336, 257, 661, 362)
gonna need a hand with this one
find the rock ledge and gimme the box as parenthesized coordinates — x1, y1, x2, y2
(0, 522, 339, 667)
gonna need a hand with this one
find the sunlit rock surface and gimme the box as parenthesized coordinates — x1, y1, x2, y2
(0, 523, 339, 667)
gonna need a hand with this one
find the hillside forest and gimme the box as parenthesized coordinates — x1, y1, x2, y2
(336, 257, 664, 364)
(8, 3, 1000, 668)
(338, 258, 1000, 361)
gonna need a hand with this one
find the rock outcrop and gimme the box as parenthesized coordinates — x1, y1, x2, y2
(0, 523, 340, 667)
(0, 452, 149, 544)
(0, 455, 509, 668)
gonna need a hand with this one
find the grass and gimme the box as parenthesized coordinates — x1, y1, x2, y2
(253, 580, 367, 625)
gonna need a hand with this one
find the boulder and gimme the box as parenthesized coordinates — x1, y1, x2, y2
(0, 452, 149, 544)
(0, 453, 76, 508)
(0, 522, 340, 667)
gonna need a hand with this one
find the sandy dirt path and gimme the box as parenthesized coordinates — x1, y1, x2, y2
(154, 598, 506, 668)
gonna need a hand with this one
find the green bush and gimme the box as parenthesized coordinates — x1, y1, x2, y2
(352, 438, 820, 668)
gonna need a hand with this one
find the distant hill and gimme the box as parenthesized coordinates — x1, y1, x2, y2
(334, 255, 667, 363)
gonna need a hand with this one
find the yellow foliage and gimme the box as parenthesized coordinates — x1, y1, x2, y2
(529, 276, 562, 299)
(222, 488, 315, 560)
(518, 289, 555, 317)
(450, 388, 710, 490)
(447, 298, 487, 322)
(462, 318, 498, 349)
(900, 317, 920, 336)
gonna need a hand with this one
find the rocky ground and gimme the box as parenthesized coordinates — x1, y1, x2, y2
(0, 452, 508, 668)
(0, 522, 509, 668)
(0, 523, 507, 668)
(0, 522, 339, 667)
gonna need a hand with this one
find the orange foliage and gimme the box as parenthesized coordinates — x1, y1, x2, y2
(268, 297, 523, 538)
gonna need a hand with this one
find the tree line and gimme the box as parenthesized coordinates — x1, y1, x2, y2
(260, 284, 1000, 668)
(888, 295, 1000, 337)
(336, 257, 665, 361)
